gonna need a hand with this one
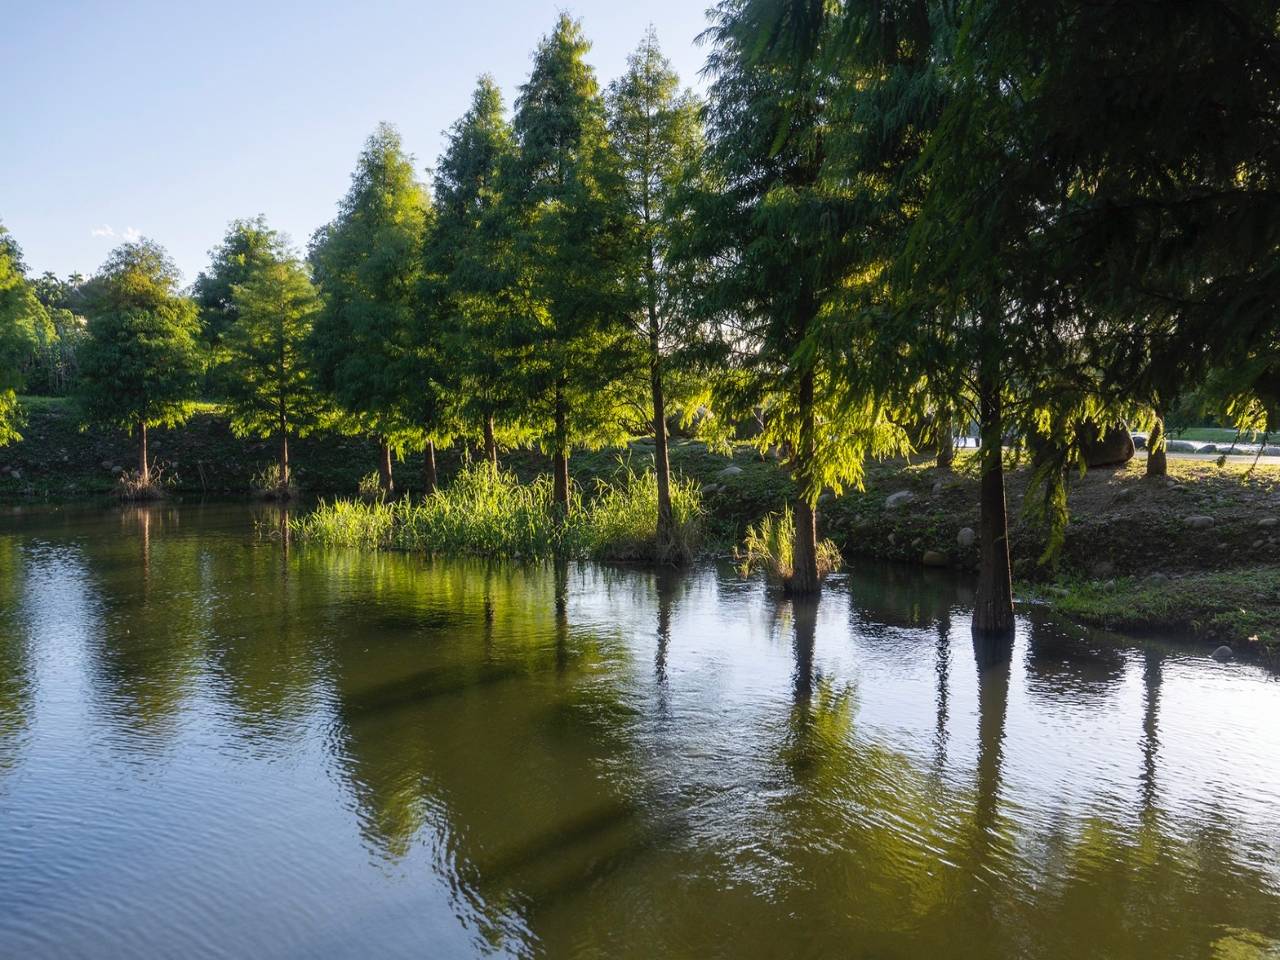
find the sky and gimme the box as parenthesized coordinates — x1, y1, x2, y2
(1, 0, 714, 284)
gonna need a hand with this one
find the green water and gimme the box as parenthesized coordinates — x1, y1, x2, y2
(1, 503, 1278, 959)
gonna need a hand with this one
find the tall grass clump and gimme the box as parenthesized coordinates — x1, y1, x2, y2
(738, 506, 841, 591)
(290, 463, 703, 562)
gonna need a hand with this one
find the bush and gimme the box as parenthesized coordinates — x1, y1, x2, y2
(738, 506, 842, 589)
(250, 462, 296, 501)
(291, 462, 703, 562)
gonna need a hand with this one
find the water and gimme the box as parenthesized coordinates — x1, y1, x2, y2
(1, 503, 1278, 959)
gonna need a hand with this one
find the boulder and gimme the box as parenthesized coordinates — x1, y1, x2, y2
(1166, 439, 1199, 453)
(1079, 421, 1135, 468)
(885, 490, 915, 509)
(1211, 645, 1234, 662)
(699, 483, 720, 496)
(922, 550, 948, 567)
(1144, 572, 1170, 584)
(1131, 432, 1148, 451)
(718, 465, 744, 479)
(1258, 517, 1279, 529)
(956, 527, 976, 548)
(1184, 515, 1215, 530)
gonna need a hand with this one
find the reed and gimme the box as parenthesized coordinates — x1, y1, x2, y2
(291, 462, 703, 562)
(737, 506, 842, 589)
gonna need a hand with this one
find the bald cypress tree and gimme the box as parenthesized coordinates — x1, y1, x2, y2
(424, 75, 519, 470)
(682, 0, 907, 593)
(310, 124, 431, 495)
(503, 15, 639, 514)
(607, 29, 704, 560)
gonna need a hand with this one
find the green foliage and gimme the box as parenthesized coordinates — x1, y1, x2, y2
(309, 123, 431, 448)
(0, 222, 46, 444)
(500, 15, 642, 456)
(221, 251, 327, 444)
(76, 240, 201, 434)
(193, 216, 287, 349)
(738, 507, 841, 587)
(292, 462, 702, 562)
(424, 75, 524, 448)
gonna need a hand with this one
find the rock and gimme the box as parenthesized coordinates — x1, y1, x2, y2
(112, 465, 123, 475)
(1265, 446, 1280, 457)
(1079, 421, 1136, 468)
(100, 460, 112, 470)
(885, 490, 915, 509)
(957, 526, 976, 548)
(1144, 572, 1170, 584)
(922, 550, 948, 567)
(1131, 432, 1148, 451)
(1113, 487, 1135, 502)
(1252, 539, 1265, 550)
(1184, 515, 1215, 529)
(1211, 645, 1234, 662)
(9, 469, 20, 480)
(1166, 439, 1199, 453)
(1199, 443, 1218, 454)
(1258, 517, 1279, 529)
(932, 481, 943, 495)
(700, 483, 720, 496)
(1090, 559, 1116, 579)
(717, 465, 744, 479)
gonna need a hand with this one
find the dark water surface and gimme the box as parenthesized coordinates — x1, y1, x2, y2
(1, 503, 1278, 959)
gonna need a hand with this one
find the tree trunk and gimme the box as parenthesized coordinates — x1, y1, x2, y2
(422, 439, 437, 495)
(937, 409, 955, 471)
(650, 334, 674, 559)
(789, 370, 821, 595)
(377, 438, 394, 496)
(138, 420, 150, 486)
(973, 368, 1015, 636)
(483, 415, 498, 470)
(278, 423, 289, 489)
(552, 381, 570, 515)
(1146, 411, 1167, 478)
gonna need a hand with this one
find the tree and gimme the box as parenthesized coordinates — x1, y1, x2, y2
(0, 222, 44, 445)
(193, 216, 287, 350)
(310, 124, 431, 495)
(77, 240, 202, 486)
(222, 250, 326, 492)
(681, 0, 906, 593)
(607, 29, 704, 558)
(424, 75, 519, 470)
(503, 14, 640, 514)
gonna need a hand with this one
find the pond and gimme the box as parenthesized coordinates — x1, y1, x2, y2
(1, 503, 1278, 959)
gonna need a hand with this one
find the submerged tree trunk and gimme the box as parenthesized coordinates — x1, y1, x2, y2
(422, 438, 437, 495)
(483, 414, 498, 470)
(650, 330, 674, 559)
(552, 381, 570, 515)
(790, 369, 821, 595)
(973, 366, 1015, 636)
(377, 439, 394, 496)
(1146, 410, 1167, 478)
(138, 420, 150, 486)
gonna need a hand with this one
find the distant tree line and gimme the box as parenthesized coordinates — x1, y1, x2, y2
(1, 2, 1277, 630)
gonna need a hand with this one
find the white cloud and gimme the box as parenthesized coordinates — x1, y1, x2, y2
(90, 224, 141, 242)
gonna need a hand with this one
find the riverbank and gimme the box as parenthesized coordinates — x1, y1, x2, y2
(4, 397, 1277, 652)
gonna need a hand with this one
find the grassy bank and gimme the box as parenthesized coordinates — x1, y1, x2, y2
(1029, 567, 1280, 660)
(291, 463, 702, 562)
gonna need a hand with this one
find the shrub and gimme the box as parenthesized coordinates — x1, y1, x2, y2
(250, 462, 296, 501)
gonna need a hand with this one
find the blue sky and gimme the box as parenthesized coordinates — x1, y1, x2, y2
(1, 1, 713, 283)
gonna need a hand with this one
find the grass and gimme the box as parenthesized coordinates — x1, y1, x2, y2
(1172, 426, 1268, 444)
(738, 506, 842, 589)
(290, 462, 703, 562)
(1036, 567, 1280, 658)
